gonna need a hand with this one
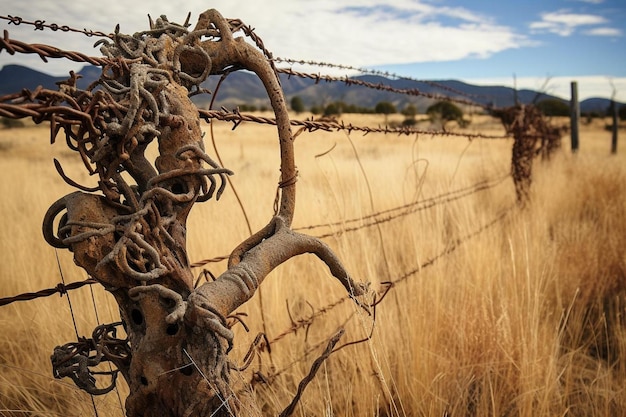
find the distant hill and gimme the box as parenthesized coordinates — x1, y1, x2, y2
(0, 64, 620, 115)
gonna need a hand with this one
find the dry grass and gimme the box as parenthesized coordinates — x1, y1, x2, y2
(0, 113, 624, 416)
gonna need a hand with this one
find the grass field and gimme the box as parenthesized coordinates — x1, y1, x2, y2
(0, 113, 624, 416)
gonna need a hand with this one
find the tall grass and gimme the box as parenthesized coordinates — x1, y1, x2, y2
(0, 115, 624, 416)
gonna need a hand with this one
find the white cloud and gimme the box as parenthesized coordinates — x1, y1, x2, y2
(0, 0, 529, 76)
(584, 27, 622, 36)
(530, 10, 607, 36)
(462, 75, 626, 101)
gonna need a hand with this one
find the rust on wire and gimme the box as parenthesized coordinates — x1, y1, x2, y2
(272, 56, 494, 102)
(199, 108, 510, 140)
(276, 67, 487, 109)
(187, 174, 510, 269)
(0, 30, 115, 65)
(262, 206, 514, 382)
(0, 15, 112, 38)
(0, 278, 97, 307)
(0, 175, 508, 305)
(492, 105, 564, 206)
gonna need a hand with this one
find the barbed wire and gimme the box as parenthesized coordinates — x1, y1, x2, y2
(0, 30, 116, 66)
(199, 108, 509, 140)
(189, 174, 510, 269)
(262, 204, 514, 380)
(296, 174, 509, 235)
(0, 30, 499, 113)
(0, 172, 510, 307)
(276, 67, 488, 109)
(0, 15, 112, 38)
(0, 278, 97, 307)
(272, 57, 493, 102)
(310, 176, 509, 240)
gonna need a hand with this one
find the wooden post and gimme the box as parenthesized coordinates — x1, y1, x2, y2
(611, 100, 618, 154)
(570, 81, 580, 153)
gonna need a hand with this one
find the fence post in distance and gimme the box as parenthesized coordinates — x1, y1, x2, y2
(570, 81, 580, 153)
(611, 99, 618, 154)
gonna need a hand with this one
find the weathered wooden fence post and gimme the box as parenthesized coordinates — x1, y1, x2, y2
(611, 100, 618, 154)
(0, 10, 370, 416)
(570, 81, 580, 153)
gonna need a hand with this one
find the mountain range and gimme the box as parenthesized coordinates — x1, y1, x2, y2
(0, 64, 618, 115)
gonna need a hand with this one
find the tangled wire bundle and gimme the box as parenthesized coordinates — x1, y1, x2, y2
(2, 10, 371, 417)
(492, 104, 564, 206)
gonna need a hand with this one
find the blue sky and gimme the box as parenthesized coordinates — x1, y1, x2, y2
(1, 0, 625, 101)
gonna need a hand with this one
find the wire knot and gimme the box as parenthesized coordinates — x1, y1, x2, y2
(55, 283, 68, 296)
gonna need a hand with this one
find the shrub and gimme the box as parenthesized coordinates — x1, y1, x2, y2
(536, 98, 570, 117)
(324, 103, 341, 116)
(291, 96, 305, 114)
(426, 101, 468, 129)
(375, 101, 396, 115)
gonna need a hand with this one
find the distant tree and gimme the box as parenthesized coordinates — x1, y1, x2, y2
(536, 98, 569, 117)
(375, 101, 396, 115)
(401, 103, 417, 118)
(291, 96, 305, 114)
(426, 101, 468, 129)
(323, 102, 341, 117)
(401, 103, 418, 126)
(375, 101, 396, 124)
(338, 101, 373, 114)
(310, 105, 322, 115)
(618, 104, 626, 121)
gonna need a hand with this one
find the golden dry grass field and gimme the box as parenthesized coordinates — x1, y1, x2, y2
(0, 112, 625, 416)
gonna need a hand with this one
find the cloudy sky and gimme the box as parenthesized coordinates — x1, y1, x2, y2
(1, 0, 625, 101)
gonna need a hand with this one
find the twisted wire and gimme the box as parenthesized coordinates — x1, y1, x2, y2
(262, 205, 514, 379)
(272, 57, 493, 101)
(0, 15, 112, 38)
(0, 30, 115, 65)
(276, 67, 487, 109)
(0, 278, 97, 307)
(199, 108, 509, 140)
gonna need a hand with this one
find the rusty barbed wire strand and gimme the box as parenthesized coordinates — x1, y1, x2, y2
(0, 30, 497, 114)
(0, 30, 117, 66)
(0, 278, 97, 307)
(190, 255, 229, 269)
(0, 182, 505, 322)
(0, 94, 507, 142)
(262, 205, 514, 380)
(272, 57, 494, 102)
(0, 15, 112, 38)
(188, 174, 510, 270)
(199, 108, 510, 140)
(275, 67, 488, 109)
(0, 30, 498, 116)
(295, 173, 510, 233)
(311, 176, 509, 240)
(267, 205, 514, 346)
